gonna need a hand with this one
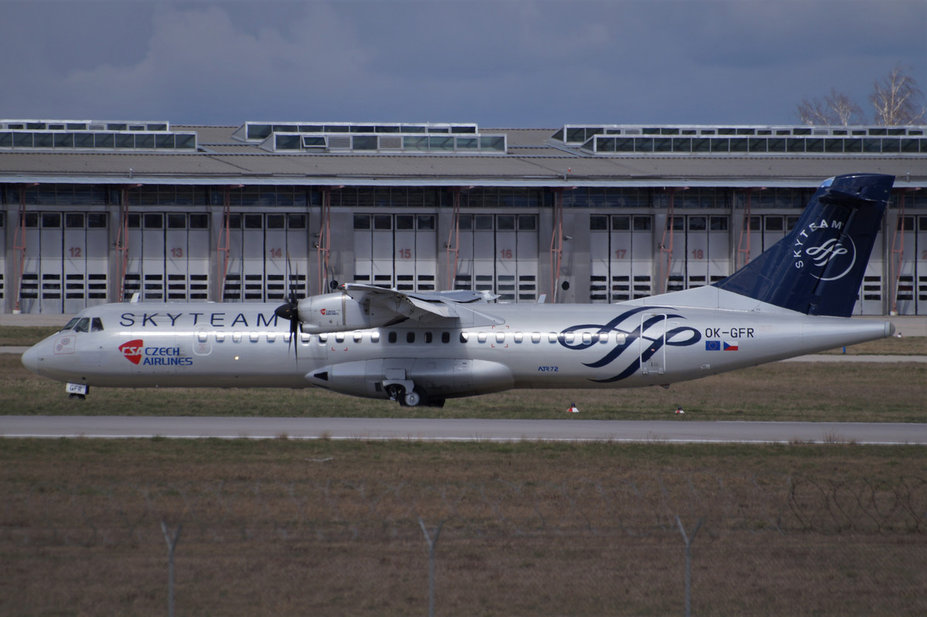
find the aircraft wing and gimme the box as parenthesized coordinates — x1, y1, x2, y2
(341, 283, 462, 320)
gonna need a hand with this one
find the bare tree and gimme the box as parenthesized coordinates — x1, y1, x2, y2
(798, 88, 863, 126)
(870, 64, 926, 125)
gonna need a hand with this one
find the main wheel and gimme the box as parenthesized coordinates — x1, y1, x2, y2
(403, 390, 421, 407)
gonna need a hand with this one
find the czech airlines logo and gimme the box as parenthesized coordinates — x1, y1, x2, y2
(792, 218, 856, 281)
(119, 339, 144, 365)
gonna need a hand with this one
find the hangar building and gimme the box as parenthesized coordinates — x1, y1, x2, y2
(1, 119, 925, 315)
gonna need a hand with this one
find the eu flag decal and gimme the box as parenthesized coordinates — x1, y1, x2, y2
(705, 340, 721, 351)
(723, 341, 739, 351)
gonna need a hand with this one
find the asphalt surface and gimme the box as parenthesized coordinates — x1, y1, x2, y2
(2, 416, 925, 445)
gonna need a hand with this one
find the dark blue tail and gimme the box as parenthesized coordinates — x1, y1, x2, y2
(715, 173, 894, 317)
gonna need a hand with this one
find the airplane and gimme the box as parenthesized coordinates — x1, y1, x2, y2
(21, 173, 896, 408)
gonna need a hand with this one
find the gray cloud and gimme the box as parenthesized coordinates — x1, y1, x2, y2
(1, 0, 923, 126)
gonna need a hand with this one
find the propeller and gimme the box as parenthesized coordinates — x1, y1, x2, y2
(275, 292, 300, 359)
(276, 251, 301, 359)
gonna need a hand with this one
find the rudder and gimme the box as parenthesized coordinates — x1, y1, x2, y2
(715, 173, 894, 316)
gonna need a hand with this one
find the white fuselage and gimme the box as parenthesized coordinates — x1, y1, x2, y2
(22, 296, 893, 402)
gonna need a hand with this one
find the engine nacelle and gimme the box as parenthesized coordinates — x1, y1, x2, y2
(296, 292, 400, 333)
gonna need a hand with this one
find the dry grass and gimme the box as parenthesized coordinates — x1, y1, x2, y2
(2, 354, 924, 422)
(2, 439, 925, 616)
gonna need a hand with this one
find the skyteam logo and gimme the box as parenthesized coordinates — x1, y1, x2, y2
(558, 306, 701, 382)
(792, 218, 856, 281)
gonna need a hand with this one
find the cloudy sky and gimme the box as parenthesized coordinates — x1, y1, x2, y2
(2, 0, 925, 128)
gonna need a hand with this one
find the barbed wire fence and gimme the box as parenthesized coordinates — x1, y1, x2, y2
(3, 471, 926, 615)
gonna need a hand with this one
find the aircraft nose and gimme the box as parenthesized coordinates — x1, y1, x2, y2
(21, 344, 43, 374)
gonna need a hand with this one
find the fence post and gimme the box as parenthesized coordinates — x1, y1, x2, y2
(161, 520, 183, 617)
(418, 517, 446, 617)
(676, 516, 703, 617)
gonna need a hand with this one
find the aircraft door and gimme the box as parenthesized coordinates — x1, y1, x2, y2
(638, 313, 667, 376)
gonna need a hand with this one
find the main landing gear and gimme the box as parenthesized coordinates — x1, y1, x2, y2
(383, 382, 444, 408)
(384, 382, 421, 407)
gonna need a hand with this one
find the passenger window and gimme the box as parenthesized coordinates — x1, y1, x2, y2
(353, 332, 363, 343)
(495, 332, 505, 343)
(425, 332, 433, 343)
(441, 332, 450, 343)
(531, 332, 541, 343)
(370, 332, 380, 343)
(388, 332, 397, 343)
(459, 332, 469, 343)
(514, 333, 523, 343)
(477, 333, 487, 343)
(74, 318, 90, 333)
(406, 332, 415, 343)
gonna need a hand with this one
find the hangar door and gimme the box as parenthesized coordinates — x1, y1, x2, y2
(124, 213, 210, 302)
(17, 211, 108, 313)
(589, 214, 654, 302)
(892, 215, 927, 315)
(353, 213, 437, 292)
(221, 213, 308, 302)
(663, 215, 731, 293)
(0, 212, 4, 306)
(452, 213, 538, 302)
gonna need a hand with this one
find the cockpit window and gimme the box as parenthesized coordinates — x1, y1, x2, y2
(74, 318, 90, 333)
(60, 317, 80, 332)
(91, 318, 104, 332)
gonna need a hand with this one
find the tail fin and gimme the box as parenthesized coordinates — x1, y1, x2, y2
(715, 173, 894, 317)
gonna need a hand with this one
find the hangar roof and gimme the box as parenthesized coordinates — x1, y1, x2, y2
(0, 121, 924, 189)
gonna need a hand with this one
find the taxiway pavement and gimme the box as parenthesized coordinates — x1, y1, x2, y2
(2, 416, 925, 445)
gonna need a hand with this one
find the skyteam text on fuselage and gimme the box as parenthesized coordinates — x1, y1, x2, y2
(22, 174, 896, 408)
